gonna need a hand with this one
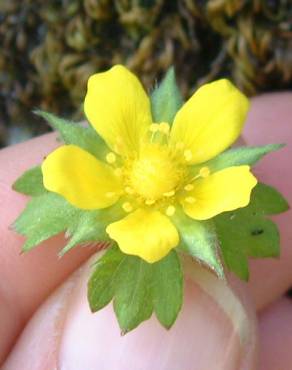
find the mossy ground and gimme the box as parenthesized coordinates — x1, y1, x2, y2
(0, 0, 291, 147)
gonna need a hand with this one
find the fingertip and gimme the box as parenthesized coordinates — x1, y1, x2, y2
(0, 134, 95, 363)
(2, 253, 259, 370)
(259, 297, 292, 370)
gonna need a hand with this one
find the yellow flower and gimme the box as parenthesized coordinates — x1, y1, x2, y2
(42, 65, 257, 263)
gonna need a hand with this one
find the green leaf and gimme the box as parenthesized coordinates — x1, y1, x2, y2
(13, 193, 80, 252)
(173, 209, 224, 278)
(221, 239, 249, 281)
(245, 218, 280, 258)
(12, 166, 46, 196)
(88, 246, 152, 333)
(215, 213, 250, 281)
(88, 245, 125, 312)
(248, 183, 289, 215)
(35, 110, 109, 159)
(88, 247, 183, 333)
(150, 67, 183, 124)
(214, 183, 289, 281)
(151, 250, 183, 328)
(190, 144, 284, 175)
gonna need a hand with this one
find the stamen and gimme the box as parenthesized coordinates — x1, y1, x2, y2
(159, 122, 170, 134)
(114, 168, 123, 177)
(188, 166, 211, 183)
(163, 190, 175, 197)
(149, 123, 160, 133)
(199, 166, 210, 178)
(185, 196, 196, 204)
(166, 205, 176, 217)
(184, 184, 194, 191)
(145, 199, 156, 206)
(176, 142, 184, 150)
(106, 152, 117, 164)
(106, 191, 116, 198)
(184, 149, 193, 162)
(114, 137, 123, 153)
(122, 202, 133, 213)
(125, 186, 134, 195)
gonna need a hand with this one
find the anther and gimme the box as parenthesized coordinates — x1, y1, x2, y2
(184, 149, 193, 162)
(145, 199, 156, 206)
(166, 205, 176, 217)
(184, 184, 194, 191)
(106, 152, 117, 164)
(122, 202, 133, 213)
(176, 142, 184, 150)
(114, 137, 123, 153)
(125, 186, 134, 194)
(149, 123, 160, 133)
(163, 190, 175, 197)
(114, 168, 123, 177)
(159, 122, 170, 134)
(199, 166, 210, 178)
(185, 196, 196, 204)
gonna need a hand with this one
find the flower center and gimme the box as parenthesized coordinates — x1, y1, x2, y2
(129, 145, 181, 201)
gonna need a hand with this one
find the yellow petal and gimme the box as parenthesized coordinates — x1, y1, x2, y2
(170, 79, 249, 164)
(42, 145, 121, 210)
(106, 209, 179, 263)
(181, 166, 257, 220)
(84, 65, 152, 156)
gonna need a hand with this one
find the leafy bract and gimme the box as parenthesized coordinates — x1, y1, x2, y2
(248, 182, 289, 215)
(12, 192, 118, 254)
(13, 193, 80, 252)
(150, 67, 183, 124)
(173, 208, 224, 278)
(60, 203, 125, 256)
(13, 166, 46, 196)
(215, 183, 289, 280)
(113, 255, 153, 333)
(88, 246, 183, 333)
(151, 249, 183, 328)
(190, 144, 284, 175)
(35, 110, 109, 159)
(61, 211, 108, 256)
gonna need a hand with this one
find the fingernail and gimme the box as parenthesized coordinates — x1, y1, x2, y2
(58, 254, 258, 370)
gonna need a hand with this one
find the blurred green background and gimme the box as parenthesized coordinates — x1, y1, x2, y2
(0, 0, 291, 148)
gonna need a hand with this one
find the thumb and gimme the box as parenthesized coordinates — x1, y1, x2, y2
(3, 253, 258, 370)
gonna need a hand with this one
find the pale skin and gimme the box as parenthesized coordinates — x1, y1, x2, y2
(0, 93, 292, 370)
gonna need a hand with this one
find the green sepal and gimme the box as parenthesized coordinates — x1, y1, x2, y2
(12, 166, 46, 196)
(13, 192, 125, 255)
(88, 246, 183, 333)
(35, 110, 109, 160)
(215, 183, 289, 281)
(150, 67, 183, 124)
(60, 203, 125, 256)
(61, 211, 108, 256)
(173, 208, 224, 278)
(190, 144, 284, 175)
(13, 193, 80, 252)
